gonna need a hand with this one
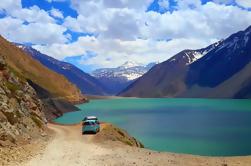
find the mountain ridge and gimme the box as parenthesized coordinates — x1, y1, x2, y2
(15, 44, 108, 96)
(0, 36, 85, 103)
(92, 61, 156, 95)
(119, 25, 251, 98)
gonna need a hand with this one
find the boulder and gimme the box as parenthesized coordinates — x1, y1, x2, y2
(0, 56, 6, 70)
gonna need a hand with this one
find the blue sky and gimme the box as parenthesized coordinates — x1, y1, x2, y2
(0, 0, 251, 73)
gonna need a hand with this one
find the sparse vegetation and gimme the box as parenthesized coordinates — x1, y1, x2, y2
(31, 115, 43, 128)
(2, 112, 18, 125)
(5, 82, 20, 94)
(94, 123, 144, 148)
(0, 36, 84, 103)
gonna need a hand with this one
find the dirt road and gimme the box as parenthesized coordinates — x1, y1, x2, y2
(23, 123, 251, 166)
(25, 124, 110, 166)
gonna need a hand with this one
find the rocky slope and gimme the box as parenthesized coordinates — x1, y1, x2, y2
(0, 56, 46, 147)
(15, 44, 108, 96)
(94, 123, 144, 148)
(184, 26, 251, 98)
(120, 25, 251, 98)
(92, 61, 156, 95)
(27, 80, 80, 121)
(119, 43, 219, 97)
(0, 35, 85, 121)
(0, 36, 85, 103)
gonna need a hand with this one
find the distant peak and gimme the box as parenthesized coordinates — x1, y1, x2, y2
(245, 25, 251, 32)
(120, 61, 142, 68)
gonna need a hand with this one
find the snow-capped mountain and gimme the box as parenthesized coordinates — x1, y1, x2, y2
(167, 40, 222, 66)
(92, 61, 157, 94)
(120, 25, 251, 98)
(15, 43, 109, 95)
(92, 61, 156, 81)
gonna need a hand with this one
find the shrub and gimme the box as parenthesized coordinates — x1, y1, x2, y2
(31, 115, 43, 128)
(2, 112, 18, 125)
(5, 82, 20, 94)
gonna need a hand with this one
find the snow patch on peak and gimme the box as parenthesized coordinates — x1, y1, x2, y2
(244, 32, 250, 46)
(121, 73, 142, 80)
(15, 44, 28, 50)
(185, 53, 192, 65)
(185, 51, 206, 65)
(92, 62, 156, 81)
(120, 61, 142, 69)
(169, 58, 176, 62)
(17, 45, 24, 49)
(192, 51, 204, 60)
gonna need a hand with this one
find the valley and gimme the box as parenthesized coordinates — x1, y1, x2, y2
(0, 1, 251, 164)
(91, 61, 156, 95)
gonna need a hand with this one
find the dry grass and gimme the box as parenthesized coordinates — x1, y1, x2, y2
(0, 36, 83, 102)
(94, 123, 144, 148)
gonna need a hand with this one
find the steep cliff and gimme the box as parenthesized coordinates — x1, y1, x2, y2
(0, 36, 85, 103)
(0, 56, 46, 147)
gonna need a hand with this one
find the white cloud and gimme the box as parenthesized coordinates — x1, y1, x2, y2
(46, 0, 67, 2)
(213, 0, 234, 5)
(70, 0, 154, 15)
(236, 0, 251, 8)
(142, 2, 251, 40)
(64, 0, 153, 38)
(158, 0, 170, 10)
(11, 6, 55, 23)
(0, 1, 68, 44)
(50, 8, 64, 19)
(0, 17, 68, 44)
(102, 0, 154, 10)
(1, 0, 251, 70)
(174, 0, 201, 9)
(100, 9, 141, 40)
(0, 1, 54, 24)
(33, 35, 213, 68)
(0, 0, 22, 13)
(58, 0, 251, 69)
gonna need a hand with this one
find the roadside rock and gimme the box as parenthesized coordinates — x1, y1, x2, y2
(0, 56, 46, 147)
(94, 123, 144, 148)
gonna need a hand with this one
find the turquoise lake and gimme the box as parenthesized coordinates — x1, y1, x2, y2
(54, 98, 251, 156)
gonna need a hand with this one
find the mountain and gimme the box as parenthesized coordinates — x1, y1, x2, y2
(0, 55, 47, 146)
(0, 36, 84, 103)
(15, 44, 108, 95)
(0, 35, 87, 121)
(184, 26, 251, 98)
(92, 61, 156, 95)
(120, 25, 251, 98)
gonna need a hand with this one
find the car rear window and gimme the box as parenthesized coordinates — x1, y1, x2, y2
(83, 117, 98, 121)
(84, 122, 93, 125)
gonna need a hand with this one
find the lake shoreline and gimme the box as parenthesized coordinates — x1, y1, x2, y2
(21, 123, 251, 166)
(52, 121, 251, 157)
(56, 98, 251, 156)
(86, 95, 137, 100)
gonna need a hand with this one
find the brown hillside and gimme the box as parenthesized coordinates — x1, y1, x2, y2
(0, 36, 85, 102)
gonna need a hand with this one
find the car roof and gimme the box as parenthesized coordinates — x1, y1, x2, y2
(85, 116, 97, 119)
(84, 120, 97, 123)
